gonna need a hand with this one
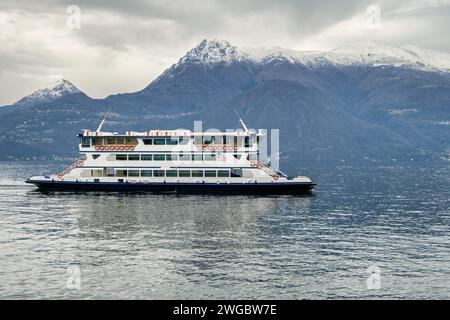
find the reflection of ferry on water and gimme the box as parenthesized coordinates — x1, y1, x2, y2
(26, 117, 316, 194)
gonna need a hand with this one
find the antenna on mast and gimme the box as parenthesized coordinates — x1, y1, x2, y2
(233, 108, 248, 132)
(96, 106, 111, 132)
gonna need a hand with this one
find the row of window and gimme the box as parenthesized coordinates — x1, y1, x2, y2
(91, 169, 231, 178)
(142, 138, 189, 145)
(115, 154, 218, 161)
(82, 136, 257, 147)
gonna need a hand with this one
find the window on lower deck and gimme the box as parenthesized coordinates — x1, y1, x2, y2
(154, 170, 165, 177)
(116, 170, 127, 177)
(192, 170, 204, 177)
(218, 170, 230, 177)
(205, 170, 217, 177)
(141, 170, 152, 177)
(166, 170, 177, 177)
(116, 154, 127, 161)
(178, 170, 190, 177)
(128, 170, 139, 177)
(106, 168, 115, 177)
(231, 168, 243, 177)
(91, 169, 103, 177)
(192, 154, 203, 161)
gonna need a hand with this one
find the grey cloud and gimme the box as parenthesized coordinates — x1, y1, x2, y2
(0, 0, 449, 105)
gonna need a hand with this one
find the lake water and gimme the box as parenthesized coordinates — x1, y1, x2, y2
(0, 161, 449, 299)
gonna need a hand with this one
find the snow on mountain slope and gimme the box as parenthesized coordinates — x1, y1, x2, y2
(14, 79, 81, 106)
(173, 39, 450, 72)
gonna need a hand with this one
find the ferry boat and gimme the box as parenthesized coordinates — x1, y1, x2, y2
(26, 122, 316, 194)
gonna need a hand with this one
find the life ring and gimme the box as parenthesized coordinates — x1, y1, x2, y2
(95, 145, 101, 150)
(119, 145, 125, 150)
(250, 162, 255, 167)
(256, 164, 262, 169)
(57, 173, 64, 179)
(234, 145, 238, 150)
(222, 146, 227, 151)
(273, 176, 279, 181)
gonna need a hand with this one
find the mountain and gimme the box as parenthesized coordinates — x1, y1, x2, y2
(1, 40, 449, 171)
(14, 79, 82, 107)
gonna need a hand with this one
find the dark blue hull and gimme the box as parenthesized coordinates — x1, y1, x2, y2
(26, 180, 316, 195)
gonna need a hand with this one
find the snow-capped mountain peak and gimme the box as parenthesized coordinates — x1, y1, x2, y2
(178, 39, 248, 65)
(171, 39, 450, 73)
(15, 79, 81, 106)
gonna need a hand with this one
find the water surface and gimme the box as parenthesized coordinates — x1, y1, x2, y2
(0, 161, 449, 299)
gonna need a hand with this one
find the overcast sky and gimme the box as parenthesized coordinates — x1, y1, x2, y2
(1, 0, 449, 105)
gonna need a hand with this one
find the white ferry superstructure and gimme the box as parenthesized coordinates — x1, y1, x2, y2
(26, 128, 316, 194)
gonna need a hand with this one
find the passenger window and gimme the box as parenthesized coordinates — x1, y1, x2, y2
(179, 153, 190, 161)
(166, 170, 177, 177)
(143, 139, 153, 145)
(166, 154, 178, 161)
(81, 137, 91, 148)
(179, 138, 189, 145)
(116, 154, 127, 161)
(178, 170, 190, 177)
(128, 170, 139, 177)
(128, 154, 140, 161)
(141, 170, 152, 177)
(166, 138, 178, 145)
(154, 170, 165, 177)
(154, 138, 166, 145)
(218, 170, 230, 177)
(141, 154, 152, 161)
(153, 154, 165, 161)
(205, 170, 217, 177)
(192, 170, 203, 177)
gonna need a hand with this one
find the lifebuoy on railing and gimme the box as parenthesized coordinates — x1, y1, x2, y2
(273, 176, 279, 181)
